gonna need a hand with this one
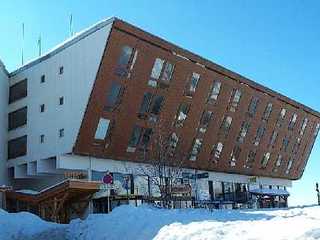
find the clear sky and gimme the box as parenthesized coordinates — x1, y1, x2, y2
(1, 0, 319, 206)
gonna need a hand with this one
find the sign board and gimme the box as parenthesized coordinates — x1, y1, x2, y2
(196, 172, 209, 179)
(182, 172, 208, 179)
(249, 177, 257, 183)
(102, 172, 113, 184)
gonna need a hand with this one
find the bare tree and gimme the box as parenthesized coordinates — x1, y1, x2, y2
(137, 117, 189, 207)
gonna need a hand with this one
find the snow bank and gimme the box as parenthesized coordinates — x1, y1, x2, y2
(2, 205, 320, 239)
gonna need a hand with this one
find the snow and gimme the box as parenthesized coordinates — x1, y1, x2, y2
(1, 205, 320, 239)
(249, 188, 290, 196)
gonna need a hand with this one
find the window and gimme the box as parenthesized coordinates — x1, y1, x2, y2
(211, 142, 224, 162)
(292, 137, 301, 154)
(115, 45, 138, 77)
(288, 113, 297, 130)
(41, 75, 45, 83)
(175, 103, 190, 127)
(207, 81, 221, 103)
(198, 110, 213, 133)
(9, 79, 27, 104)
(148, 58, 174, 88)
(262, 103, 273, 121)
(253, 125, 265, 146)
(299, 118, 308, 136)
(269, 130, 278, 147)
(261, 152, 271, 169)
(40, 134, 45, 143)
(94, 118, 111, 140)
(138, 93, 164, 120)
(272, 154, 283, 173)
(59, 66, 64, 75)
(127, 126, 152, 152)
(185, 72, 200, 96)
(59, 128, 64, 138)
(281, 137, 290, 152)
(276, 108, 286, 127)
(59, 97, 64, 105)
(285, 158, 293, 174)
(189, 138, 203, 161)
(237, 121, 250, 143)
(8, 107, 27, 130)
(228, 89, 242, 112)
(40, 104, 45, 113)
(314, 123, 320, 138)
(8, 135, 27, 159)
(104, 82, 124, 111)
(220, 116, 233, 136)
(229, 146, 241, 167)
(248, 96, 259, 116)
(168, 132, 179, 153)
(244, 150, 256, 169)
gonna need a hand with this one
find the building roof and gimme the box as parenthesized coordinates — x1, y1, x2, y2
(0, 59, 9, 76)
(10, 17, 116, 77)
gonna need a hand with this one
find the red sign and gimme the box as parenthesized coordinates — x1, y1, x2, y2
(103, 172, 113, 184)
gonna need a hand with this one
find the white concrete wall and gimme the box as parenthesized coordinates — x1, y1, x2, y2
(7, 21, 113, 175)
(0, 60, 8, 185)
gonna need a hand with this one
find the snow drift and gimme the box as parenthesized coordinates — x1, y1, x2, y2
(1, 205, 320, 239)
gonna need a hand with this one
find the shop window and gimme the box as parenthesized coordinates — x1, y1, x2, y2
(175, 103, 190, 127)
(228, 89, 242, 112)
(9, 79, 27, 104)
(269, 130, 278, 147)
(185, 72, 200, 97)
(248, 96, 259, 117)
(148, 58, 174, 88)
(262, 103, 273, 121)
(104, 82, 124, 112)
(244, 150, 256, 169)
(220, 116, 233, 136)
(285, 158, 293, 174)
(211, 142, 224, 163)
(276, 108, 286, 127)
(272, 154, 283, 173)
(237, 121, 250, 144)
(8, 135, 27, 159)
(299, 118, 308, 136)
(189, 138, 203, 161)
(261, 152, 271, 169)
(115, 45, 138, 78)
(253, 125, 265, 146)
(207, 81, 221, 103)
(198, 110, 213, 133)
(229, 145, 241, 167)
(288, 113, 298, 130)
(8, 106, 27, 130)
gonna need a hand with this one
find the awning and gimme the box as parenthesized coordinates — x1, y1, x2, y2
(249, 188, 290, 197)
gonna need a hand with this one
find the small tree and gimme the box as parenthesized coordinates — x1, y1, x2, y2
(137, 117, 187, 207)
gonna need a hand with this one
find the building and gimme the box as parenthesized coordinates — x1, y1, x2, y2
(1, 17, 320, 216)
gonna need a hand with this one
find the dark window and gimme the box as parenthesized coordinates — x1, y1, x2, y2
(281, 137, 290, 152)
(59, 66, 64, 75)
(272, 154, 283, 172)
(115, 45, 138, 77)
(127, 126, 152, 151)
(138, 93, 164, 119)
(104, 82, 124, 111)
(248, 96, 259, 116)
(198, 110, 213, 133)
(175, 103, 190, 127)
(8, 107, 27, 130)
(127, 126, 143, 149)
(40, 104, 45, 113)
(185, 72, 200, 97)
(168, 132, 179, 153)
(140, 128, 153, 149)
(59, 128, 64, 138)
(40, 134, 45, 143)
(8, 135, 27, 159)
(41, 75, 45, 83)
(59, 97, 64, 105)
(9, 79, 27, 104)
(292, 137, 301, 154)
(262, 103, 273, 121)
(253, 125, 265, 146)
(150, 95, 164, 115)
(139, 93, 152, 115)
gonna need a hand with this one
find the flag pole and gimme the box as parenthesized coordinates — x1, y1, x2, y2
(21, 23, 25, 65)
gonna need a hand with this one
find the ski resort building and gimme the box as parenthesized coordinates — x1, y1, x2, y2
(0, 17, 320, 220)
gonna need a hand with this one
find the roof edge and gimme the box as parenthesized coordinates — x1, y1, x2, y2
(0, 59, 9, 76)
(10, 16, 117, 77)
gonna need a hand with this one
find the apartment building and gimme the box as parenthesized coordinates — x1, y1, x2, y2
(1, 17, 320, 210)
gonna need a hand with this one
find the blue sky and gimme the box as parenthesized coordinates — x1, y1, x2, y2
(1, 0, 319, 206)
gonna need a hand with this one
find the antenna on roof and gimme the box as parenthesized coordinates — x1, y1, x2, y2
(37, 35, 42, 56)
(21, 23, 25, 65)
(69, 14, 74, 37)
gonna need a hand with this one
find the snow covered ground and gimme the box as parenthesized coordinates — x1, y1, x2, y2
(1, 205, 320, 240)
